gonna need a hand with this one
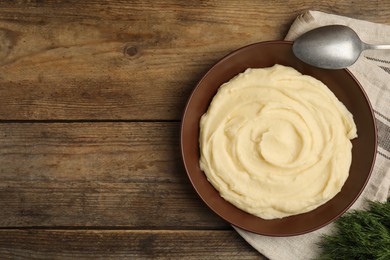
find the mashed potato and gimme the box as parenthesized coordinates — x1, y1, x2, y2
(199, 64, 357, 219)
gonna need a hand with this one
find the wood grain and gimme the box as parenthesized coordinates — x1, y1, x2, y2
(0, 229, 262, 259)
(2, 1, 390, 258)
(0, 122, 227, 228)
(0, 1, 389, 120)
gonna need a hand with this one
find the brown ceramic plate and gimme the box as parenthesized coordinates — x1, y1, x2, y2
(180, 41, 377, 236)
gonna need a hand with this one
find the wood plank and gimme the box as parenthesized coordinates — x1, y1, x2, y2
(0, 1, 389, 120)
(0, 229, 262, 259)
(0, 122, 227, 228)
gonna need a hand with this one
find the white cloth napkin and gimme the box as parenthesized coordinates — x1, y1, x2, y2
(235, 11, 390, 260)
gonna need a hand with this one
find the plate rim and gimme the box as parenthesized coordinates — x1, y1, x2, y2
(180, 40, 377, 236)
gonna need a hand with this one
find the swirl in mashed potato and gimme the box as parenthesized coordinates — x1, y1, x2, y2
(199, 64, 357, 219)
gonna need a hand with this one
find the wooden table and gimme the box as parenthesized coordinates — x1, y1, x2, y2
(0, 1, 389, 258)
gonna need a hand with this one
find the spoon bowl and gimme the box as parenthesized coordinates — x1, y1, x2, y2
(293, 25, 390, 69)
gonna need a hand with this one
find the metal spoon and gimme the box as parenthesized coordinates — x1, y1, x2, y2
(292, 25, 390, 69)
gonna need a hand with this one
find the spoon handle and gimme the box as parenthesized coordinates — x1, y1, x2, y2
(364, 43, 390, 50)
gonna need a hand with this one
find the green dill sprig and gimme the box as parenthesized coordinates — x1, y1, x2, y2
(318, 201, 390, 260)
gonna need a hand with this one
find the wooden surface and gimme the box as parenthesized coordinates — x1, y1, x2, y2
(0, 1, 389, 258)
